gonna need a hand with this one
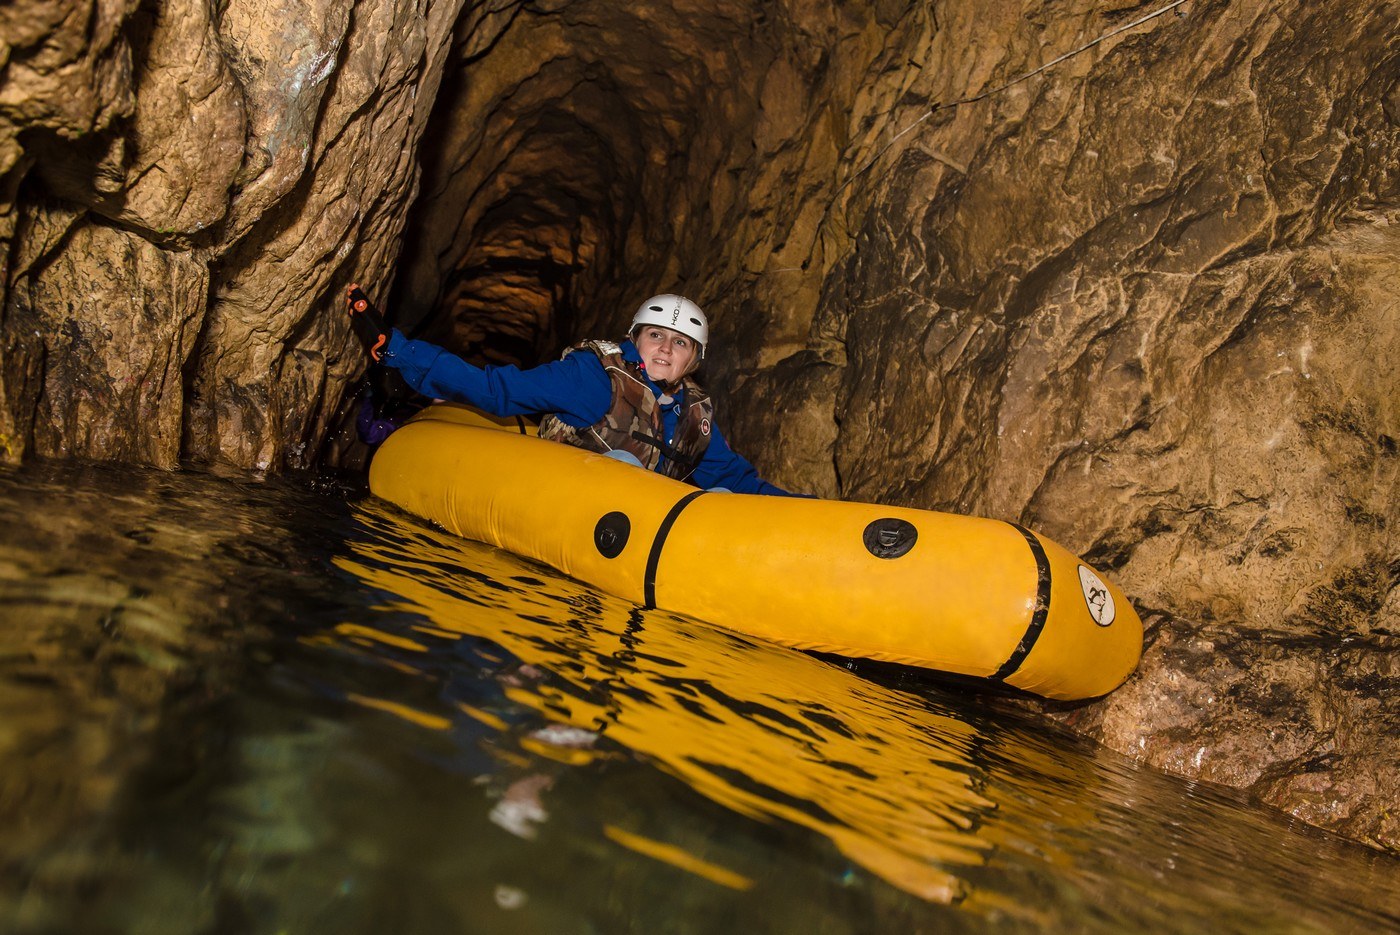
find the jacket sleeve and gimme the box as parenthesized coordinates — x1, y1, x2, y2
(381, 330, 610, 426)
(690, 425, 800, 497)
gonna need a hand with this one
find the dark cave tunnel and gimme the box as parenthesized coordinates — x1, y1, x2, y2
(382, 1, 784, 372)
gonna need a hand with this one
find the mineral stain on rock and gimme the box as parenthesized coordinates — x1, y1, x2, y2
(1, 0, 1397, 853)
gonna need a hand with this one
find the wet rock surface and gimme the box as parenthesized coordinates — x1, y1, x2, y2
(1047, 614, 1399, 853)
(1, 0, 1397, 852)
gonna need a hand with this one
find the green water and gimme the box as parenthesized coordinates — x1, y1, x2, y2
(0, 461, 1396, 934)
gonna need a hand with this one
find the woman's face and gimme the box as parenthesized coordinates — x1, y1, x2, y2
(634, 325, 698, 383)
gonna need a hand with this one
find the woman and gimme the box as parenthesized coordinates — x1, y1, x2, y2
(366, 293, 798, 496)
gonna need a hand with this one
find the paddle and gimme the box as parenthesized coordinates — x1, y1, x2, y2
(345, 284, 390, 361)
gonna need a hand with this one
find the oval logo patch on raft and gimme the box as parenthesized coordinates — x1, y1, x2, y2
(1077, 565, 1116, 627)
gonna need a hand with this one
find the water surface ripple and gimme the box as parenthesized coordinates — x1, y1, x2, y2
(0, 461, 1396, 934)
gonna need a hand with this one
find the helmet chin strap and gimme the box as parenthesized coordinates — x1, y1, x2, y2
(638, 359, 685, 393)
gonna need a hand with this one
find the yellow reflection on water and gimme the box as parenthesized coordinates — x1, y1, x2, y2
(603, 825, 755, 891)
(346, 693, 454, 732)
(332, 502, 1013, 903)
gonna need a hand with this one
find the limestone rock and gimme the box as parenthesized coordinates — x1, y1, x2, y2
(2, 0, 467, 469)
(9, 219, 205, 467)
(117, 0, 246, 236)
(1056, 614, 1399, 853)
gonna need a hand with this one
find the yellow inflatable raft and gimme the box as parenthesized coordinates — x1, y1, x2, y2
(368, 403, 1143, 700)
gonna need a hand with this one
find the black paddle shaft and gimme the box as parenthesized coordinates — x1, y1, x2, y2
(345, 284, 390, 361)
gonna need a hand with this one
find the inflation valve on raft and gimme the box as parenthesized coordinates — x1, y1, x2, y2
(594, 511, 632, 558)
(863, 518, 918, 559)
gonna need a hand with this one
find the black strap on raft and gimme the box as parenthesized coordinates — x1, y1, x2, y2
(643, 491, 706, 608)
(989, 523, 1053, 683)
(631, 430, 701, 474)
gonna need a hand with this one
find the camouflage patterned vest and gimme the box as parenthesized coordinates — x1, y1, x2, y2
(538, 340, 714, 480)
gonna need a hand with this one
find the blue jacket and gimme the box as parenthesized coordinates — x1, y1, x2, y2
(381, 331, 795, 496)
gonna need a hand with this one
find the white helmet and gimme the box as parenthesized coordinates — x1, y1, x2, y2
(630, 294, 708, 358)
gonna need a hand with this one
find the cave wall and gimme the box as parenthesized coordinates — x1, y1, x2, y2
(2, 0, 1397, 851)
(1, 0, 471, 468)
(773, 0, 1400, 851)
